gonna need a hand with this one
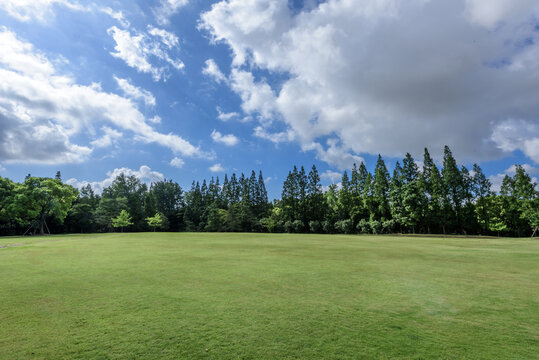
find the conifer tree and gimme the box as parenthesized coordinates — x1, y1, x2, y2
(442, 146, 463, 232)
(373, 155, 390, 221)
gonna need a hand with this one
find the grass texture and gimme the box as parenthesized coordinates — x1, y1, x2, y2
(0, 233, 537, 359)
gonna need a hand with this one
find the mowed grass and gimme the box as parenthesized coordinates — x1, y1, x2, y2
(0, 233, 537, 359)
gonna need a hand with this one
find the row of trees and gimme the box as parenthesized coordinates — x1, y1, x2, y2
(0, 146, 537, 237)
(273, 147, 537, 237)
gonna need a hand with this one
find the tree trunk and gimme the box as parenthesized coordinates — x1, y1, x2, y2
(40, 221, 45, 235)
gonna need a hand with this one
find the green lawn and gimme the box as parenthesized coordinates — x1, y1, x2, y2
(0, 233, 537, 359)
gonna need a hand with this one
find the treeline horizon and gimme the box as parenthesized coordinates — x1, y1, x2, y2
(0, 145, 537, 237)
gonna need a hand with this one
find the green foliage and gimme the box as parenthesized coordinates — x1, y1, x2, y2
(334, 219, 353, 234)
(146, 212, 164, 231)
(112, 210, 133, 232)
(0, 146, 536, 237)
(13, 177, 77, 234)
(357, 219, 370, 234)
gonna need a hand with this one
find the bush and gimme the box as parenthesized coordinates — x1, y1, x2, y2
(356, 219, 370, 234)
(284, 220, 294, 233)
(335, 219, 353, 234)
(382, 219, 395, 234)
(309, 220, 321, 233)
(322, 220, 334, 234)
(293, 220, 304, 233)
(369, 219, 382, 234)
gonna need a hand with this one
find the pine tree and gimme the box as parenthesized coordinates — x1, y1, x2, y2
(307, 165, 325, 224)
(338, 171, 353, 220)
(373, 155, 390, 221)
(472, 164, 492, 234)
(401, 153, 423, 233)
(442, 146, 463, 233)
(389, 161, 404, 232)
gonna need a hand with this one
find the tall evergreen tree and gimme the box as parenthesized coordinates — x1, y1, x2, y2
(373, 155, 391, 221)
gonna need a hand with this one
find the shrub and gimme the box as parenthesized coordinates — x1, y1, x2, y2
(357, 219, 370, 234)
(309, 220, 321, 233)
(335, 219, 353, 234)
(382, 219, 395, 234)
(293, 220, 304, 233)
(369, 219, 382, 234)
(322, 220, 334, 234)
(284, 220, 294, 233)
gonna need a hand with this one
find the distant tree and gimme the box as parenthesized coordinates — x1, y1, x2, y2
(338, 171, 353, 220)
(13, 177, 77, 235)
(307, 165, 325, 224)
(95, 197, 128, 232)
(442, 146, 463, 232)
(469, 164, 491, 234)
(146, 212, 164, 231)
(389, 161, 404, 232)
(401, 153, 423, 233)
(373, 155, 391, 221)
(112, 210, 133, 232)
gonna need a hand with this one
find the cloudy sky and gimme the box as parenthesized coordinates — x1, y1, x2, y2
(0, 0, 538, 197)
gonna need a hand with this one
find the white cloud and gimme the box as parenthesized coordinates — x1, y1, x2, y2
(147, 26, 179, 49)
(108, 26, 184, 81)
(200, 0, 539, 167)
(321, 170, 342, 184)
(114, 76, 156, 106)
(0, 28, 203, 164)
(229, 69, 276, 121)
(99, 7, 130, 28)
(0, 1, 130, 27)
(90, 126, 123, 148)
(216, 107, 242, 122)
(153, 0, 189, 26)
(309, 139, 365, 171)
(149, 115, 162, 124)
(211, 129, 239, 146)
(170, 157, 185, 168)
(253, 126, 294, 144)
(66, 165, 164, 194)
(0, 0, 85, 22)
(209, 163, 225, 172)
(491, 119, 539, 164)
(202, 59, 227, 83)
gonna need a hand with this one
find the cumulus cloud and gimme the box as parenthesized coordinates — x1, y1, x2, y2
(210, 129, 239, 146)
(170, 157, 185, 168)
(114, 76, 156, 106)
(108, 26, 184, 81)
(491, 119, 539, 164)
(321, 170, 342, 184)
(253, 126, 294, 144)
(202, 59, 227, 83)
(209, 163, 225, 172)
(90, 126, 123, 148)
(216, 107, 240, 121)
(0, 28, 204, 163)
(66, 165, 164, 194)
(153, 0, 189, 26)
(200, 0, 539, 167)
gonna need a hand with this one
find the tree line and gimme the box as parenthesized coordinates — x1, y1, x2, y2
(0, 146, 537, 237)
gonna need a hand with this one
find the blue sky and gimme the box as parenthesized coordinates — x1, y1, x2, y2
(0, 0, 538, 199)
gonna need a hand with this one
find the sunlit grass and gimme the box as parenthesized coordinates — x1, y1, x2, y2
(0, 233, 537, 359)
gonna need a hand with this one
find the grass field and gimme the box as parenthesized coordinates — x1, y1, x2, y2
(0, 233, 538, 359)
